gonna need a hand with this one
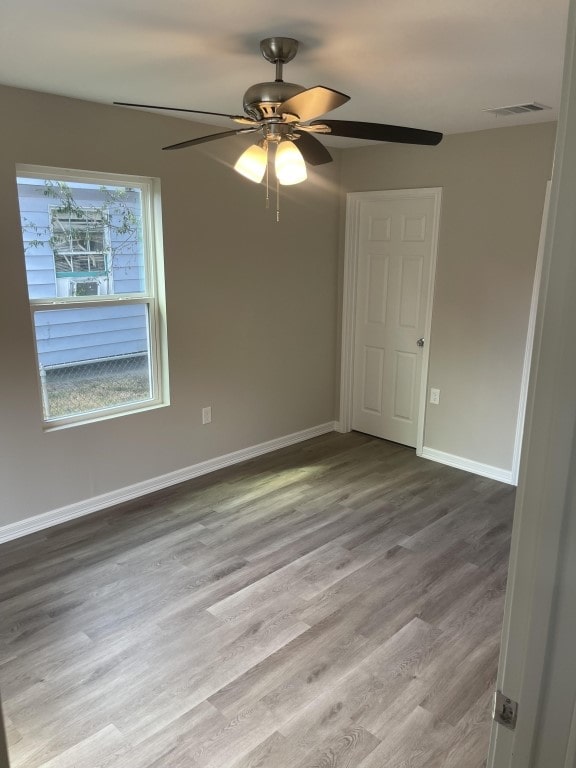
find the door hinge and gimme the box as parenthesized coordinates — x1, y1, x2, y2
(493, 690, 518, 730)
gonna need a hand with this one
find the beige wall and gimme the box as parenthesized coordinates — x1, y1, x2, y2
(0, 84, 558, 528)
(340, 123, 556, 471)
(0, 84, 342, 525)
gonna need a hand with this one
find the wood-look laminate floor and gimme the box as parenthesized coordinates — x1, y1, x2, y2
(0, 432, 515, 768)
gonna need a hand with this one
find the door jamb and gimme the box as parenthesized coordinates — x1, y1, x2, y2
(510, 181, 551, 485)
(339, 187, 442, 455)
(487, 0, 576, 761)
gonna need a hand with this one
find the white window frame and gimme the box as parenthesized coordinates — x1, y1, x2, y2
(17, 164, 169, 430)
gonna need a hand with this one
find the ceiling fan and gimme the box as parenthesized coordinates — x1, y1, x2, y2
(115, 37, 442, 212)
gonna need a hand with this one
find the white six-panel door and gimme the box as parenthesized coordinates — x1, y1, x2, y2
(350, 191, 440, 447)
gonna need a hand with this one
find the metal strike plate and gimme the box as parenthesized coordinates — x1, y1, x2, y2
(493, 690, 518, 730)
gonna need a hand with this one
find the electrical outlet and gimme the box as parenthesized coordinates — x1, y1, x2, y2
(202, 406, 212, 424)
(430, 388, 440, 405)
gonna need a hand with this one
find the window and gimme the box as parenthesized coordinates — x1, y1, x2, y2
(52, 208, 108, 276)
(16, 166, 169, 428)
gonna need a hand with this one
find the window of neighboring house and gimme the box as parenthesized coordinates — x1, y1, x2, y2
(16, 165, 169, 429)
(52, 208, 108, 274)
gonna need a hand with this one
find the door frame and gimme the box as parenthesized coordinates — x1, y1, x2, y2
(510, 181, 551, 486)
(339, 187, 442, 454)
(487, 0, 576, 763)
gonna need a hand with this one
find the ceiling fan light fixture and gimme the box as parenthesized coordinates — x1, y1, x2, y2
(234, 142, 268, 183)
(275, 140, 307, 186)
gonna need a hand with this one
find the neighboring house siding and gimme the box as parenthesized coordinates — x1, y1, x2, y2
(34, 305, 148, 367)
(19, 181, 148, 367)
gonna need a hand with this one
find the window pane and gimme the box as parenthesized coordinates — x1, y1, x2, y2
(17, 177, 146, 299)
(33, 305, 153, 420)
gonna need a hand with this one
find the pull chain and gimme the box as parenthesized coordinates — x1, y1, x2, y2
(265, 143, 270, 209)
(276, 174, 280, 223)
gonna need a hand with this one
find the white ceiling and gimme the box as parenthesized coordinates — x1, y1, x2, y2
(0, 0, 569, 146)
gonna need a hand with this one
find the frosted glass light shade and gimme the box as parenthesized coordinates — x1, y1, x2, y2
(234, 143, 267, 183)
(275, 141, 307, 185)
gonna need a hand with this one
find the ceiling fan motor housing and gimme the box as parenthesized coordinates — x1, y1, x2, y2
(243, 81, 306, 119)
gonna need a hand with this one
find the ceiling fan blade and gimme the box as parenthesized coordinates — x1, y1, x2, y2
(311, 120, 443, 146)
(114, 101, 252, 122)
(293, 132, 333, 166)
(278, 86, 350, 122)
(162, 128, 258, 151)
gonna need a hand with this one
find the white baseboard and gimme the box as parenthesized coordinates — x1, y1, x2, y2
(0, 422, 338, 544)
(420, 446, 514, 485)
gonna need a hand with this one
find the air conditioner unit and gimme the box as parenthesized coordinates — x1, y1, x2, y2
(70, 279, 100, 296)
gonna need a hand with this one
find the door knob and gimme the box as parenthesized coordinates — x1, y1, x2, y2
(416, 338, 425, 347)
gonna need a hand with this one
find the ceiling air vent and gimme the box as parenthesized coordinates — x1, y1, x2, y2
(484, 102, 551, 117)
